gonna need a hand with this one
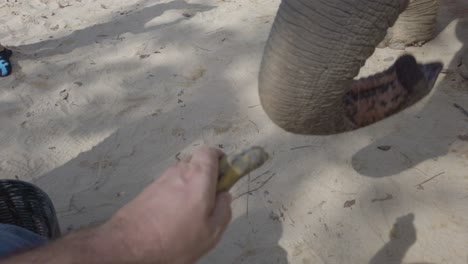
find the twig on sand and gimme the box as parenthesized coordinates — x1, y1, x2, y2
(290, 145, 317, 151)
(250, 170, 270, 183)
(246, 174, 250, 217)
(453, 103, 468, 117)
(192, 44, 211, 52)
(233, 173, 276, 201)
(248, 119, 259, 133)
(415, 172, 445, 190)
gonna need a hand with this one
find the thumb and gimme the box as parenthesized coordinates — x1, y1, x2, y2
(209, 192, 232, 239)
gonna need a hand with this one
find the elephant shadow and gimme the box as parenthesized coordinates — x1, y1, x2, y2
(352, 1, 468, 177)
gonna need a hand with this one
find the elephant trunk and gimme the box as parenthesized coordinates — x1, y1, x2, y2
(258, 0, 409, 135)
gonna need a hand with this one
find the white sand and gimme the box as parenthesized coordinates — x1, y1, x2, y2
(0, 0, 467, 263)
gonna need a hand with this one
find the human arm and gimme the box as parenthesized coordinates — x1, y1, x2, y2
(0, 146, 232, 264)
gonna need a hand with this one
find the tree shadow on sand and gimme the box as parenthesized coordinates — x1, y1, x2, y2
(14, 0, 214, 59)
(8, 0, 273, 230)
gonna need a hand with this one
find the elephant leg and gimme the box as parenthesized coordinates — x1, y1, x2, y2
(379, 0, 440, 49)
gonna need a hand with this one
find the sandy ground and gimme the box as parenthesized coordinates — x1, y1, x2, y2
(0, 0, 467, 263)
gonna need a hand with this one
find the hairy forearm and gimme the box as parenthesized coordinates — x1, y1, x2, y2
(0, 220, 151, 264)
(0, 146, 231, 264)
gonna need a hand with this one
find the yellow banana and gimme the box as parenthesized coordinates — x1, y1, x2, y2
(217, 146, 269, 192)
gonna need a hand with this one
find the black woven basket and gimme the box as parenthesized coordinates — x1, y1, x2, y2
(0, 180, 61, 240)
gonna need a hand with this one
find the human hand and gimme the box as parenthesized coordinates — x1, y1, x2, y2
(103, 146, 232, 264)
